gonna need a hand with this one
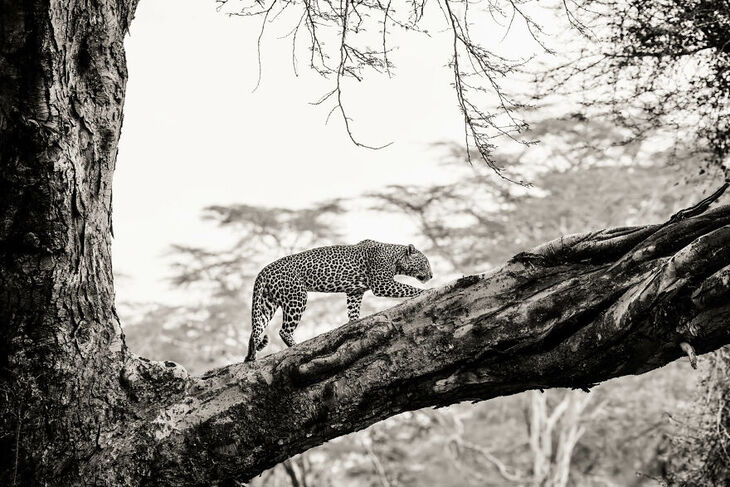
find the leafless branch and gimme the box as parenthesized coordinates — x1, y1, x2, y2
(217, 0, 558, 171)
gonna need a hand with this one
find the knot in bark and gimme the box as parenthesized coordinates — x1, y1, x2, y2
(121, 354, 189, 401)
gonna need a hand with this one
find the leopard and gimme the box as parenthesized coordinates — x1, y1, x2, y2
(244, 239, 433, 362)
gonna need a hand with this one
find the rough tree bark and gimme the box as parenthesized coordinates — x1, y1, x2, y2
(1, 1, 729, 486)
(0, 0, 140, 484)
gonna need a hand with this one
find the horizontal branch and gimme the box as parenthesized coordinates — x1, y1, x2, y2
(138, 204, 730, 485)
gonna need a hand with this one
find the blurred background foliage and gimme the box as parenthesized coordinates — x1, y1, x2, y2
(120, 109, 729, 486)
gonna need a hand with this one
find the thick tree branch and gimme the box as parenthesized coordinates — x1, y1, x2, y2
(132, 204, 730, 485)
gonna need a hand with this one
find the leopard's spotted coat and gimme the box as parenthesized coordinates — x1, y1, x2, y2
(244, 239, 432, 362)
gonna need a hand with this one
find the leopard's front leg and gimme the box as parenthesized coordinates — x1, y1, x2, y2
(370, 279, 424, 298)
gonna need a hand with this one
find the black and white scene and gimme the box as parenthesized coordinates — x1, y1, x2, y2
(2, 0, 730, 485)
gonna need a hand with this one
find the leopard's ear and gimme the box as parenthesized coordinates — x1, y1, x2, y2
(407, 244, 416, 255)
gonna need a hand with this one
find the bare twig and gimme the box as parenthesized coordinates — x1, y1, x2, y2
(218, 0, 554, 171)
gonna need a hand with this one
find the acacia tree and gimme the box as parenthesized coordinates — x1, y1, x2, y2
(1, 1, 730, 486)
(540, 0, 730, 175)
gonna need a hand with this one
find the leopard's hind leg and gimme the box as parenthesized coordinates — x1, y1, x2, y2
(245, 280, 278, 362)
(255, 297, 277, 351)
(279, 286, 307, 347)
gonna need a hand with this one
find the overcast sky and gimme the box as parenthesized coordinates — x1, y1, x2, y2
(113, 0, 556, 304)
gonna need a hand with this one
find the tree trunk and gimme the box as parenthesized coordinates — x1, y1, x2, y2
(2, 2, 730, 486)
(0, 0, 140, 484)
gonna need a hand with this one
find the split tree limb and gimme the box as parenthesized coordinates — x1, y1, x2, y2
(127, 203, 730, 485)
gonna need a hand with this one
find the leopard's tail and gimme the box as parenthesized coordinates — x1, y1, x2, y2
(252, 277, 269, 348)
(245, 275, 269, 361)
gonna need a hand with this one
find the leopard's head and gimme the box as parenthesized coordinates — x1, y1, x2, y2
(396, 244, 433, 282)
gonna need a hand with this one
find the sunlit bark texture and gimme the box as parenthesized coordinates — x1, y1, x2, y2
(2, 1, 730, 486)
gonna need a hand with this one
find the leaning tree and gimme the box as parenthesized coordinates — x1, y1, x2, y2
(1, 0, 729, 485)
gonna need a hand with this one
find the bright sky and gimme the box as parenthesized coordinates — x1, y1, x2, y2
(113, 0, 557, 304)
